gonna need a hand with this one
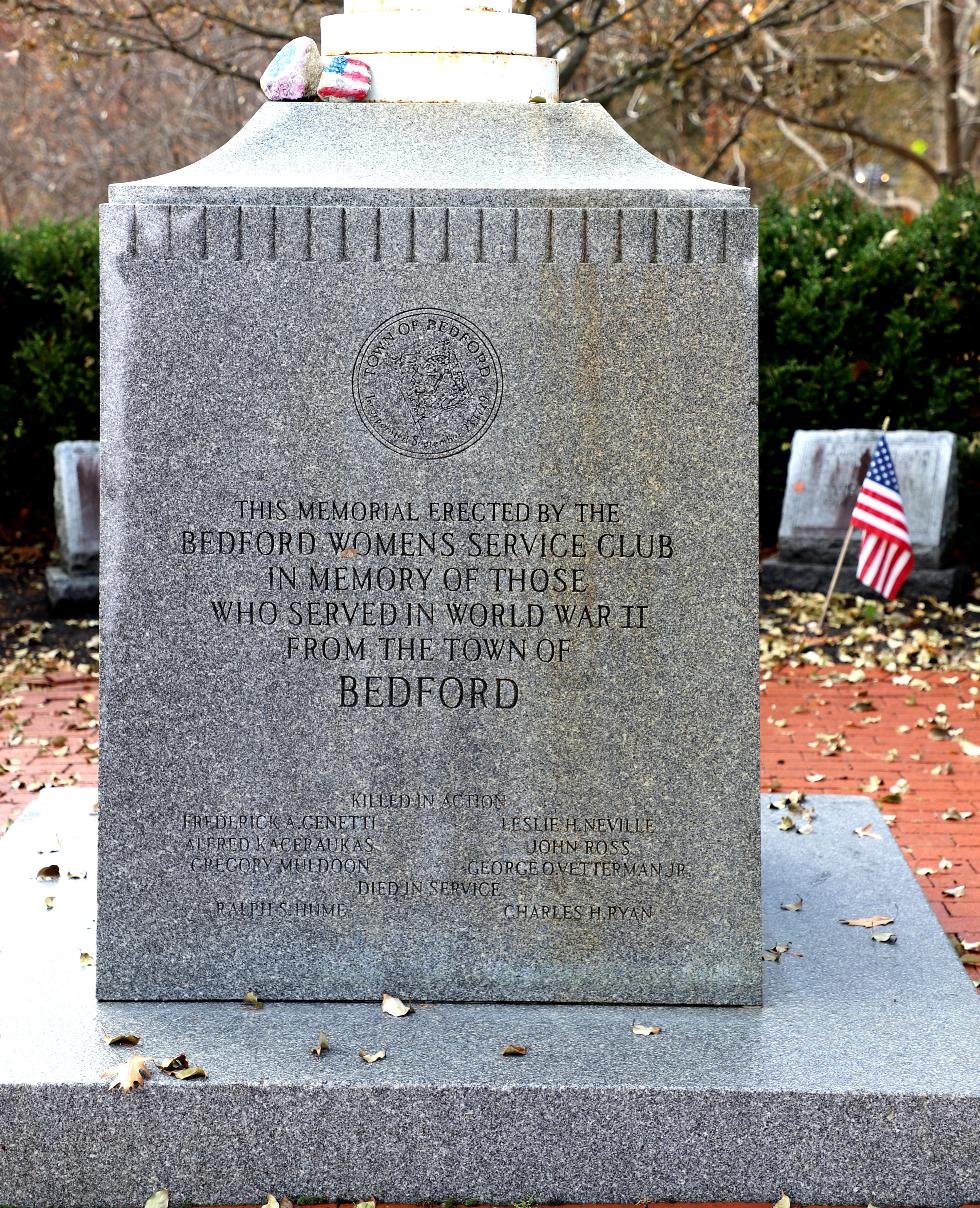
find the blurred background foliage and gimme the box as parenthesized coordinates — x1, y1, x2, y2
(0, 185, 976, 549)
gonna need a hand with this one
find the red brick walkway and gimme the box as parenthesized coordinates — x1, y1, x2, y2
(0, 670, 99, 831)
(762, 663, 980, 950)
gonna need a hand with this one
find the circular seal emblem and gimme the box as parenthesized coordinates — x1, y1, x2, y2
(352, 309, 503, 459)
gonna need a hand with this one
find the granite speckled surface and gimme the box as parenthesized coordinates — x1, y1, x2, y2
(2, 790, 979, 1207)
(98, 101, 760, 1005)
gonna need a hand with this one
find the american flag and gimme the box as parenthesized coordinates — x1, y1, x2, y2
(851, 432, 915, 600)
(317, 55, 372, 101)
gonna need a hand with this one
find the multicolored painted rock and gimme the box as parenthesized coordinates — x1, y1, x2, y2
(317, 54, 372, 101)
(260, 37, 322, 101)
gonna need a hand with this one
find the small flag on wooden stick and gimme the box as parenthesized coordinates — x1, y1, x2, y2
(851, 431, 914, 600)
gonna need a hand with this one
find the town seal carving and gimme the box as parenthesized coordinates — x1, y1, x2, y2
(352, 309, 503, 459)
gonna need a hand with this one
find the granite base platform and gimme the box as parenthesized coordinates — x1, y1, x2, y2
(760, 555, 970, 602)
(2, 788, 979, 1208)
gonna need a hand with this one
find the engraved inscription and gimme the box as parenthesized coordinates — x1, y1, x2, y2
(352, 309, 502, 459)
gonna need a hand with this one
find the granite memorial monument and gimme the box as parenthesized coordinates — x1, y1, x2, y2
(96, 2, 761, 1006)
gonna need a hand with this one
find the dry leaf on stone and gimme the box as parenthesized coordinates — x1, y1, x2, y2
(840, 916, 894, 928)
(943, 885, 966, 898)
(853, 824, 881, 840)
(37, 864, 59, 880)
(265, 1196, 295, 1208)
(103, 1032, 141, 1046)
(172, 1066, 207, 1080)
(155, 1055, 189, 1072)
(354, 1200, 376, 1208)
(778, 815, 795, 831)
(871, 930, 898, 943)
(80, 952, 94, 966)
(861, 776, 883, 794)
(358, 1048, 386, 1063)
(762, 943, 802, 962)
(780, 898, 803, 911)
(243, 990, 263, 1009)
(630, 1022, 663, 1035)
(381, 992, 413, 1018)
(144, 1191, 169, 1208)
(102, 1054, 150, 1092)
(310, 1032, 329, 1057)
(916, 867, 936, 876)
(939, 857, 954, 870)
(500, 1043, 528, 1055)
(44, 896, 54, 910)
(959, 739, 980, 757)
(773, 1192, 791, 1208)
(805, 773, 825, 783)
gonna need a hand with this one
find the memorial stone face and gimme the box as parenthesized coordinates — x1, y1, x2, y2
(97, 41, 761, 1003)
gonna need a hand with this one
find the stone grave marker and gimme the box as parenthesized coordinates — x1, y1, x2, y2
(96, 4, 760, 1007)
(761, 428, 967, 599)
(46, 439, 100, 609)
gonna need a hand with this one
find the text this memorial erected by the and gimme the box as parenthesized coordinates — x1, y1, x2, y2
(97, 103, 760, 1005)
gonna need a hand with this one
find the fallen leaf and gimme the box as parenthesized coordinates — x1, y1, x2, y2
(861, 777, 882, 794)
(841, 915, 895, 928)
(37, 864, 60, 880)
(381, 992, 413, 1018)
(359, 1048, 386, 1063)
(916, 866, 936, 876)
(354, 1201, 376, 1208)
(102, 1054, 150, 1092)
(762, 943, 802, 961)
(156, 1054, 190, 1072)
(44, 896, 55, 910)
(778, 815, 795, 831)
(780, 898, 803, 911)
(871, 930, 898, 943)
(942, 807, 973, 821)
(853, 824, 881, 840)
(943, 885, 966, 898)
(103, 1032, 141, 1046)
(144, 1192, 169, 1208)
(773, 1192, 791, 1208)
(960, 739, 980, 757)
(80, 952, 94, 966)
(804, 773, 825, 783)
(243, 990, 263, 1009)
(939, 857, 954, 870)
(630, 1022, 662, 1035)
(500, 1043, 528, 1055)
(310, 1032, 330, 1057)
(172, 1066, 207, 1080)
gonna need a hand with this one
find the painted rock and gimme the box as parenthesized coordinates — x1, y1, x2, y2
(317, 54, 372, 101)
(260, 37, 322, 101)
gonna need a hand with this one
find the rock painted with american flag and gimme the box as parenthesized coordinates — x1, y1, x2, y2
(851, 431, 916, 600)
(317, 54, 372, 101)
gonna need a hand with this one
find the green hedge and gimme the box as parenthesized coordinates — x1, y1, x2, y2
(0, 218, 99, 531)
(1, 188, 978, 551)
(759, 180, 980, 549)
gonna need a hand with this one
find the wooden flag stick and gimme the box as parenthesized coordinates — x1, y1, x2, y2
(815, 416, 890, 633)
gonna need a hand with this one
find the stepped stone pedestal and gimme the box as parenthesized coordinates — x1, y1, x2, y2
(1, 789, 979, 1207)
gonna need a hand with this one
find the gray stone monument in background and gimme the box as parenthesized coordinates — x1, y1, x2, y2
(46, 439, 100, 610)
(3, 6, 980, 1207)
(762, 429, 968, 600)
